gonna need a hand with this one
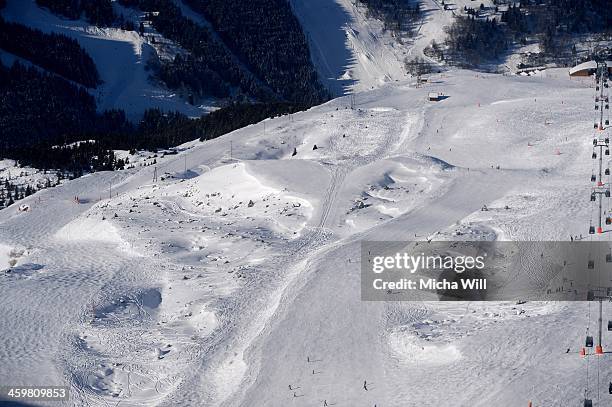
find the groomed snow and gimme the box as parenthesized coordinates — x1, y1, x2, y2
(0, 0, 609, 404)
(0, 67, 607, 406)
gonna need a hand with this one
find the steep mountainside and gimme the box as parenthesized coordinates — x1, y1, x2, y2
(0, 0, 328, 178)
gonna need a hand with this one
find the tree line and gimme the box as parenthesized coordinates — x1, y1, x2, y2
(444, 16, 508, 66)
(435, 0, 610, 67)
(120, 0, 274, 103)
(0, 169, 93, 209)
(353, 0, 422, 37)
(0, 16, 100, 87)
(502, 0, 610, 57)
(33, 0, 328, 104)
(183, 0, 329, 105)
(0, 60, 304, 174)
(0, 177, 44, 209)
(0, 62, 104, 147)
(35, 0, 115, 27)
(0, 0, 328, 183)
(119, 0, 329, 105)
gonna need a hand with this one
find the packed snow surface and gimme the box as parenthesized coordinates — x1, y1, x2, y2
(0, 67, 608, 406)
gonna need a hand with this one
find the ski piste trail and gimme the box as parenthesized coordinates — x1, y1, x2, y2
(2, 0, 611, 406)
(1, 69, 607, 406)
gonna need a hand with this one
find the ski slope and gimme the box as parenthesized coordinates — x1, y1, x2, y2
(1, 66, 610, 406)
(1, 0, 214, 120)
(293, 0, 527, 97)
(292, 0, 413, 96)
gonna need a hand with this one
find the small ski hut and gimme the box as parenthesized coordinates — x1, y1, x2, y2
(570, 60, 612, 77)
(428, 92, 445, 102)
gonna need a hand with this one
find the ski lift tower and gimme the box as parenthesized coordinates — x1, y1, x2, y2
(587, 59, 612, 357)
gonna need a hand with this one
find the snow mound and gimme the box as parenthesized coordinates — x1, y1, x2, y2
(0, 244, 28, 270)
(388, 330, 463, 366)
(343, 157, 452, 231)
(55, 218, 124, 244)
(175, 162, 313, 235)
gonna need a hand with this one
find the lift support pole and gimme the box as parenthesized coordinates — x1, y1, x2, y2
(599, 298, 603, 353)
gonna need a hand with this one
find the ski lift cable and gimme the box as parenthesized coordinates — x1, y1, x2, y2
(595, 65, 610, 405)
(583, 61, 612, 406)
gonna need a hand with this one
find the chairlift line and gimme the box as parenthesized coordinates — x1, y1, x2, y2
(589, 61, 611, 237)
(579, 58, 612, 406)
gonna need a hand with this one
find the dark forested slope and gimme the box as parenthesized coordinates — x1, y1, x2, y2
(0, 17, 100, 87)
(0, 0, 329, 175)
(183, 0, 328, 105)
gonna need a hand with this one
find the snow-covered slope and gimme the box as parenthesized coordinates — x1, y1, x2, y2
(291, 0, 494, 95)
(291, 0, 410, 95)
(0, 67, 608, 406)
(2, 0, 214, 120)
(292, 0, 546, 96)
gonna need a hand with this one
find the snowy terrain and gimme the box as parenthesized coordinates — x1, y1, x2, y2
(291, 0, 502, 96)
(2, 1, 612, 406)
(293, 0, 600, 97)
(2, 0, 215, 120)
(1, 67, 610, 406)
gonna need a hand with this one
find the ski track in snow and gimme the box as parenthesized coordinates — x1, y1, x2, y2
(1, 0, 610, 405)
(0, 68, 607, 407)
